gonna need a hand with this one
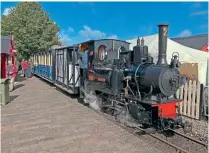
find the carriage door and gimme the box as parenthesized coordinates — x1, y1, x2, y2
(68, 48, 80, 90)
(55, 49, 64, 85)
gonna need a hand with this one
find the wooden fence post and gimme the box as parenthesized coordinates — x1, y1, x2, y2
(199, 84, 204, 120)
(195, 81, 201, 120)
(191, 80, 197, 118)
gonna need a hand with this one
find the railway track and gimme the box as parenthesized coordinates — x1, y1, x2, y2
(170, 129, 208, 148)
(147, 131, 207, 153)
(135, 127, 208, 153)
(148, 132, 189, 153)
(84, 102, 208, 153)
(133, 126, 190, 153)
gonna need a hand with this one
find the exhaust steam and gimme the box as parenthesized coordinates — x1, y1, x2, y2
(83, 90, 140, 128)
(83, 90, 101, 111)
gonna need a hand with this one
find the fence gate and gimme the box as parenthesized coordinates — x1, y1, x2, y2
(176, 80, 201, 120)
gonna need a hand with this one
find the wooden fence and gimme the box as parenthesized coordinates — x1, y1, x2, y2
(176, 80, 201, 120)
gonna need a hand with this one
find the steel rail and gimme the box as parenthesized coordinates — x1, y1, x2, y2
(169, 129, 208, 148)
(149, 133, 190, 153)
(135, 127, 190, 153)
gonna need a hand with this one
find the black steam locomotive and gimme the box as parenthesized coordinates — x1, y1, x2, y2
(79, 23, 187, 131)
(33, 23, 188, 132)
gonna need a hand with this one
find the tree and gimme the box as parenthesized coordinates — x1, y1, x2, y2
(1, 2, 61, 60)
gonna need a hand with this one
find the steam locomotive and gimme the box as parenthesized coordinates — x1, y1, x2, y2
(32, 23, 188, 132)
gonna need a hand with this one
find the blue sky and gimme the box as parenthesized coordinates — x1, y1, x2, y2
(1, 2, 208, 45)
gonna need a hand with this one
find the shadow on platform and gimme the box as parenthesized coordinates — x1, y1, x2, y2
(10, 95, 19, 102)
(14, 83, 25, 90)
(16, 75, 27, 82)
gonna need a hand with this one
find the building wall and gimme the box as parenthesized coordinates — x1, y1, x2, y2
(1, 54, 8, 78)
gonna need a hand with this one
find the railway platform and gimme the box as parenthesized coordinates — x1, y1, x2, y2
(2, 76, 173, 153)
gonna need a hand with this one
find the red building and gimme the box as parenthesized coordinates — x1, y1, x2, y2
(1, 36, 17, 78)
(201, 43, 208, 52)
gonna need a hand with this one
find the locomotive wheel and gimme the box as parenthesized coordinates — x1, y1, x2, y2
(142, 124, 150, 129)
(164, 130, 175, 137)
(78, 88, 89, 106)
(114, 110, 123, 123)
(96, 96, 105, 113)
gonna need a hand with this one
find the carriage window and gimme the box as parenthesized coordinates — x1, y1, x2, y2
(98, 45, 107, 61)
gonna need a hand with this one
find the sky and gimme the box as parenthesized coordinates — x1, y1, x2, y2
(1, 2, 208, 45)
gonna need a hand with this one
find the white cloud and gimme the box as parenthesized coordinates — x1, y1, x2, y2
(3, 7, 14, 16)
(177, 29, 192, 37)
(58, 30, 72, 45)
(78, 25, 106, 39)
(68, 27, 74, 33)
(190, 10, 208, 16)
(107, 35, 118, 39)
(59, 25, 118, 45)
(192, 2, 201, 8)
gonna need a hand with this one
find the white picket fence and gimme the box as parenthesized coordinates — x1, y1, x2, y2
(176, 80, 201, 120)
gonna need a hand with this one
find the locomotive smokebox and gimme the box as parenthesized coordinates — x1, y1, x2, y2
(157, 23, 169, 65)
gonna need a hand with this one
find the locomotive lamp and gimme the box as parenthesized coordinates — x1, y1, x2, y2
(170, 52, 181, 69)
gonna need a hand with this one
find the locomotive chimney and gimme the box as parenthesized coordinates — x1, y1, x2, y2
(157, 23, 169, 65)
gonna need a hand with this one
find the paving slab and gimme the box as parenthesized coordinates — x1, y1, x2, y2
(2, 76, 170, 153)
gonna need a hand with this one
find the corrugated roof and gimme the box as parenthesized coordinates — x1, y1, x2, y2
(170, 34, 208, 50)
(1, 36, 12, 54)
